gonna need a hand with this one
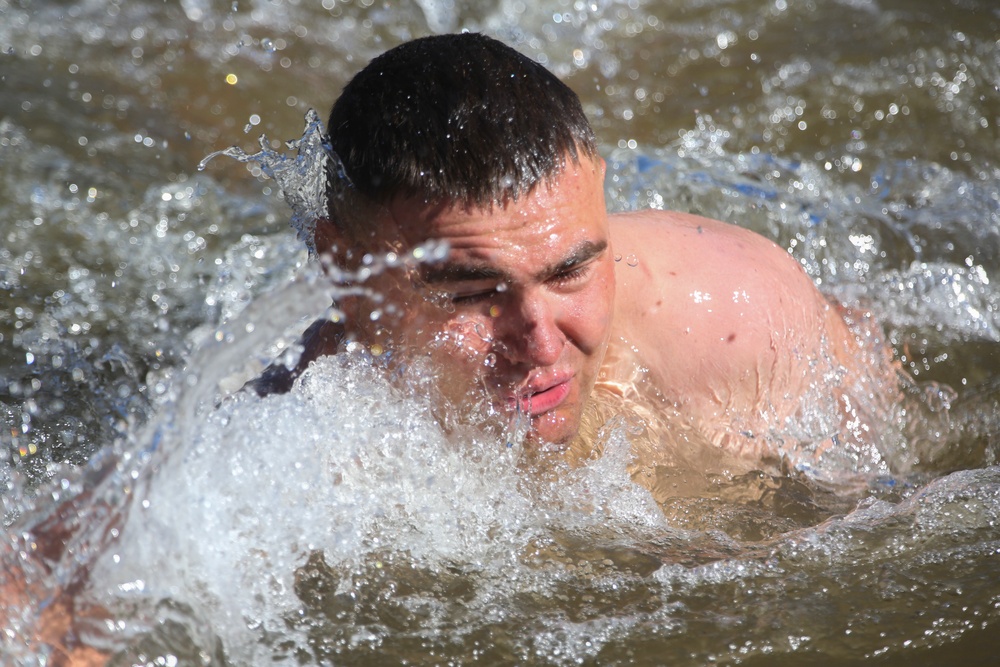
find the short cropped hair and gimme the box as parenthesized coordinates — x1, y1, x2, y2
(326, 33, 598, 236)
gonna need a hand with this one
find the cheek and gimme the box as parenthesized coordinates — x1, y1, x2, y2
(403, 310, 497, 366)
(568, 274, 616, 350)
(441, 316, 495, 357)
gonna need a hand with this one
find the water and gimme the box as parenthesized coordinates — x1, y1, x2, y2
(2, 0, 1000, 664)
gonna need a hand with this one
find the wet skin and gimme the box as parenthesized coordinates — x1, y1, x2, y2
(319, 155, 616, 446)
(313, 153, 885, 455)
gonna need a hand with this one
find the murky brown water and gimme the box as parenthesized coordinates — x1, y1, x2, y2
(2, 0, 999, 664)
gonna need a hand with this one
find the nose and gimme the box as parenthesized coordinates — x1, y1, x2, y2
(494, 289, 564, 368)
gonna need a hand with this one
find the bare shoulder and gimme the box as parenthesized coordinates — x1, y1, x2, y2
(606, 208, 854, 428)
(608, 209, 815, 322)
(610, 209, 796, 272)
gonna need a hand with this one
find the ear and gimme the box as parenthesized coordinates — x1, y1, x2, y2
(313, 217, 348, 266)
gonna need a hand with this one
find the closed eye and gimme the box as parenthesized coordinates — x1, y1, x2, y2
(542, 239, 606, 289)
(450, 288, 497, 304)
(448, 280, 507, 305)
(547, 260, 594, 290)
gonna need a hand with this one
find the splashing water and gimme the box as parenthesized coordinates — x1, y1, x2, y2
(2, 103, 996, 666)
(198, 108, 337, 255)
(4, 0, 1000, 664)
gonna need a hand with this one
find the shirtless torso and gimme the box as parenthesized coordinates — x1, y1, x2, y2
(264, 178, 893, 470)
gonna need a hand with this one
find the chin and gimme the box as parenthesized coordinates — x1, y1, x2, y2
(526, 411, 579, 449)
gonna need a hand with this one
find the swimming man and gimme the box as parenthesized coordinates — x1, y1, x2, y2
(6, 32, 899, 665)
(255, 32, 890, 463)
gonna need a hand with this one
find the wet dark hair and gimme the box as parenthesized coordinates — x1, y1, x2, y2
(326, 33, 598, 232)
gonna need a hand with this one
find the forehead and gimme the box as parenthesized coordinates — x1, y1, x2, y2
(382, 157, 607, 270)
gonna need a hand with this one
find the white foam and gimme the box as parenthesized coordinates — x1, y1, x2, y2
(87, 339, 667, 660)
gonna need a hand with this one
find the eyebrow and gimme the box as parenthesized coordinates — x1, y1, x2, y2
(420, 262, 505, 285)
(420, 240, 608, 285)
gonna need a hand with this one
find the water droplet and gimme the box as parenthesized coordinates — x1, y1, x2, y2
(626, 254, 639, 267)
(430, 242, 449, 261)
(484, 353, 497, 368)
(614, 253, 622, 262)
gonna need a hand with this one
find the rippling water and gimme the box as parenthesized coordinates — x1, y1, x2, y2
(2, 0, 999, 664)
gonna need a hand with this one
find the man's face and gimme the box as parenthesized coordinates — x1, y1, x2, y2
(340, 155, 615, 446)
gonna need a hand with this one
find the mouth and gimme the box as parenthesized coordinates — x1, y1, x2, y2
(506, 374, 573, 416)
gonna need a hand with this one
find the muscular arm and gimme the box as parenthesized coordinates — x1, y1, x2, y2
(1, 455, 130, 666)
(2, 555, 110, 666)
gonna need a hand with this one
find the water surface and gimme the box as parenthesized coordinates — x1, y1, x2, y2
(2, 0, 999, 664)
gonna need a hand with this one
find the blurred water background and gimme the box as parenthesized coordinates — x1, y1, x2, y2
(2, 0, 999, 664)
